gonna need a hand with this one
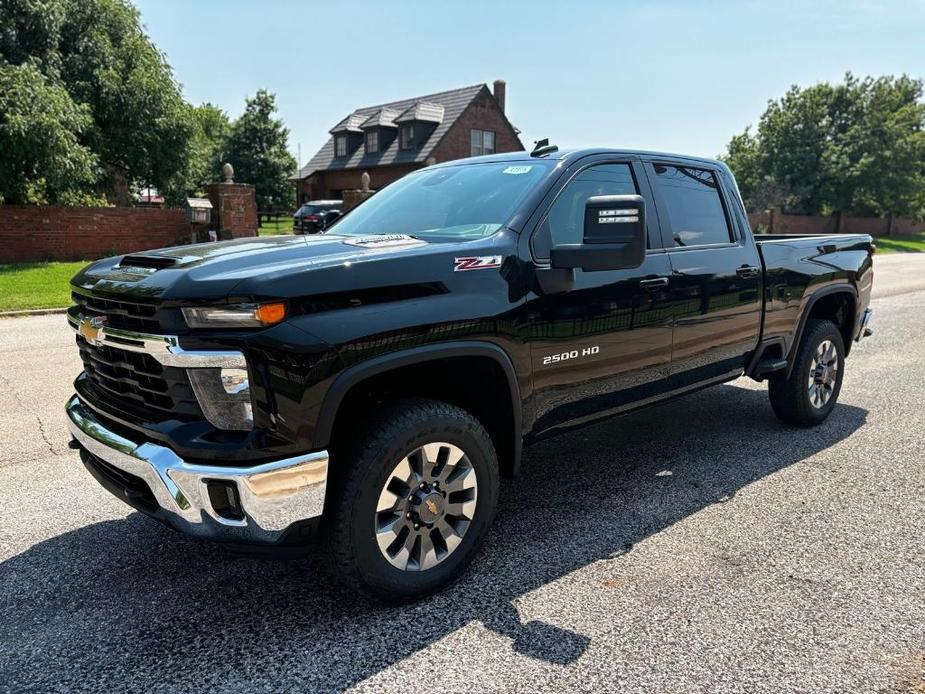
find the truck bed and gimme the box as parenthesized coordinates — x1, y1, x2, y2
(754, 232, 874, 359)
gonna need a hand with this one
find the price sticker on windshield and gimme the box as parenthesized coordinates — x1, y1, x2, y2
(502, 166, 532, 175)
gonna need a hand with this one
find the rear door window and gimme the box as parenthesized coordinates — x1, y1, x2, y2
(651, 164, 733, 247)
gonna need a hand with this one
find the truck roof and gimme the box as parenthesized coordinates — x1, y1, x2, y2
(435, 148, 725, 170)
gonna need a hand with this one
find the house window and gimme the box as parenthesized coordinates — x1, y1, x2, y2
(365, 130, 379, 154)
(335, 135, 347, 158)
(400, 124, 414, 150)
(470, 129, 496, 156)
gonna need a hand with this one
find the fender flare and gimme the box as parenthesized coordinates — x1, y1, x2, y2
(313, 340, 523, 474)
(785, 283, 858, 378)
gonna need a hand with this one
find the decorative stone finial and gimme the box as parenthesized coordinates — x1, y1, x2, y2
(221, 163, 234, 183)
(360, 171, 370, 193)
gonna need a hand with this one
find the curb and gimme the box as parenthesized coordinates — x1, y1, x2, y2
(0, 307, 68, 319)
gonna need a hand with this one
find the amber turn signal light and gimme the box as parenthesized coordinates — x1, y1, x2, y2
(255, 302, 287, 325)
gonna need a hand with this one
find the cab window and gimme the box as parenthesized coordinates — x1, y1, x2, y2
(534, 163, 638, 258)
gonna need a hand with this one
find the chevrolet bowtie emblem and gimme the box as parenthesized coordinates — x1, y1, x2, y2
(78, 316, 107, 346)
(425, 499, 438, 515)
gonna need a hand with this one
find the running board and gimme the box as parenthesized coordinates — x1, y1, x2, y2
(753, 358, 788, 379)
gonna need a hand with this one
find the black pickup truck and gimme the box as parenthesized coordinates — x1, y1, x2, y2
(65, 146, 874, 600)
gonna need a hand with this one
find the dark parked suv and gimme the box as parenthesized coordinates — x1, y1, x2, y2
(293, 200, 342, 234)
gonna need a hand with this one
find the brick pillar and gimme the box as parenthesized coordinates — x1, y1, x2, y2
(205, 182, 258, 239)
(342, 189, 375, 212)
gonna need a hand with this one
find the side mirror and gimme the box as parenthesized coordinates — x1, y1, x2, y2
(550, 195, 646, 271)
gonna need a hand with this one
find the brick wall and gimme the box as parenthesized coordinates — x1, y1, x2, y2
(0, 206, 193, 263)
(747, 210, 925, 236)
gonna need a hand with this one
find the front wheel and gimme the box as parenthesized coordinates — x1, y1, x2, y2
(769, 319, 845, 426)
(326, 399, 499, 601)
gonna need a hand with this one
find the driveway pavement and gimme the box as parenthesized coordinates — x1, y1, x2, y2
(0, 255, 923, 693)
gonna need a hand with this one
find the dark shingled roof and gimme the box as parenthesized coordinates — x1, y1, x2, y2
(394, 101, 444, 124)
(360, 108, 401, 129)
(294, 83, 486, 180)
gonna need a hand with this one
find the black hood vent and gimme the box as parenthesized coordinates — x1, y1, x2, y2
(118, 255, 178, 270)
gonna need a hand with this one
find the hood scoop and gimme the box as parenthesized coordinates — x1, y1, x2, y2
(118, 254, 179, 271)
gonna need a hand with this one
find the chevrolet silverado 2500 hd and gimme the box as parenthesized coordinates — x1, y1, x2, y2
(65, 146, 874, 600)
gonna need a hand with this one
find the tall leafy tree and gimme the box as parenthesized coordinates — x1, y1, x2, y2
(0, 61, 99, 204)
(223, 90, 297, 210)
(0, 0, 193, 203)
(723, 73, 925, 219)
(162, 103, 230, 205)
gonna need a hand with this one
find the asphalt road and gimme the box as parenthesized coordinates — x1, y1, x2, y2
(1, 254, 923, 693)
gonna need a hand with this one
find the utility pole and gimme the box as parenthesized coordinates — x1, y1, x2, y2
(296, 143, 301, 209)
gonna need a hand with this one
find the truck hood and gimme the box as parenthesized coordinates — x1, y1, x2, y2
(71, 232, 517, 303)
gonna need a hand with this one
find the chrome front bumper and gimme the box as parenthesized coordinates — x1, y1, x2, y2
(66, 395, 329, 544)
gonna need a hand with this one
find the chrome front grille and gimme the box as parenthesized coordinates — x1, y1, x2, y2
(75, 335, 202, 419)
(71, 291, 160, 332)
(70, 291, 203, 420)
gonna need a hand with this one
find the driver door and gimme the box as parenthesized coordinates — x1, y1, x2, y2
(525, 159, 674, 437)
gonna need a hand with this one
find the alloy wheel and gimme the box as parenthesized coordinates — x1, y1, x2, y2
(807, 339, 839, 408)
(374, 442, 477, 571)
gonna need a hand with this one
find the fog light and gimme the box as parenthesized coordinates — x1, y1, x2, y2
(188, 368, 254, 431)
(206, 480, 244, 521)
(221, 368, 249, 394)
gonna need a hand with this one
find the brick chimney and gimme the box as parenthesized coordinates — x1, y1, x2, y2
(493, 79, 506, 113)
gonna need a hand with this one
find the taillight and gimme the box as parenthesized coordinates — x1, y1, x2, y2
(306, 215, 318, 222)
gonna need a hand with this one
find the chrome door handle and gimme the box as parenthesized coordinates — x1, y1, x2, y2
(736, 266, 760, 278)
(639, 277, 669, 289)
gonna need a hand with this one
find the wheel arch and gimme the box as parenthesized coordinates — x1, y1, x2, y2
(786, 284, 857, 378)
(314, 341, 524, 478)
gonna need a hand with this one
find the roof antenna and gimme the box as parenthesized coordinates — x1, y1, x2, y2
(531, 138, 558, 157)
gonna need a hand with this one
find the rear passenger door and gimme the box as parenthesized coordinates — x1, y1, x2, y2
(644, 160, 762, 384)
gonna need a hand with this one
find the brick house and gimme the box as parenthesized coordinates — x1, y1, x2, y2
(291, 80, 523, 202)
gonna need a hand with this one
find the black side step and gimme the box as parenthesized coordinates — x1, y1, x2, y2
(753, 358, 787, 379)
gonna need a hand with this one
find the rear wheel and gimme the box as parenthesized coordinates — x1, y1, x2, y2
(327, 399, 499, 601)
(769, 319, 845, 426)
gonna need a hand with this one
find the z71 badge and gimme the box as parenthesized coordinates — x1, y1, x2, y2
(454, 256, 503, 272)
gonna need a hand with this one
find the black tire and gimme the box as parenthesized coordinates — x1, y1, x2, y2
(326, 398, 499, 601)
(769, 319, 845, 426)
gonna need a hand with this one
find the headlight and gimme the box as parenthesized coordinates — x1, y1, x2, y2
(188, 367, 254, 430)
(182, 302, 286, 329)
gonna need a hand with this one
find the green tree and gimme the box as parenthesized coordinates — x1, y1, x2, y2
(723, 73, 925, 220)
(162, 103, 230, 205)
(223, 90, 297, 210)
(0, 61, 99, 204)
(0, 0, 193, 203)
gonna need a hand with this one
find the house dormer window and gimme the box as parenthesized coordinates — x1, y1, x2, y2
(400, 124, 414, 150)
(335, 135, 348, 158)
(365, 130, 379, 154)
(470, 129, 496, 156)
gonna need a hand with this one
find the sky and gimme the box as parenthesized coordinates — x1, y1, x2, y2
(134, 0, 925, 168)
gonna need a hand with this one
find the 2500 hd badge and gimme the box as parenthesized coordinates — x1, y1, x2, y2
(542, 345, 600, 365)
(64, 145, 874, 601)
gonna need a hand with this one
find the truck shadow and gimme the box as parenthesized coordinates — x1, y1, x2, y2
(0, 382, 868, 692)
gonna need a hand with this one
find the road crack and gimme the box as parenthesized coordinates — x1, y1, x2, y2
(0, 371, 60, 457)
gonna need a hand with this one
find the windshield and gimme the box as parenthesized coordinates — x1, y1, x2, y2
(330, 161, 550, 239)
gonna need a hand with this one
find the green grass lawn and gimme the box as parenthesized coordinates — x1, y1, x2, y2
(0, 261, 87, 312)
(258, 215, 294, 236)
(872, 232, 925, 253)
